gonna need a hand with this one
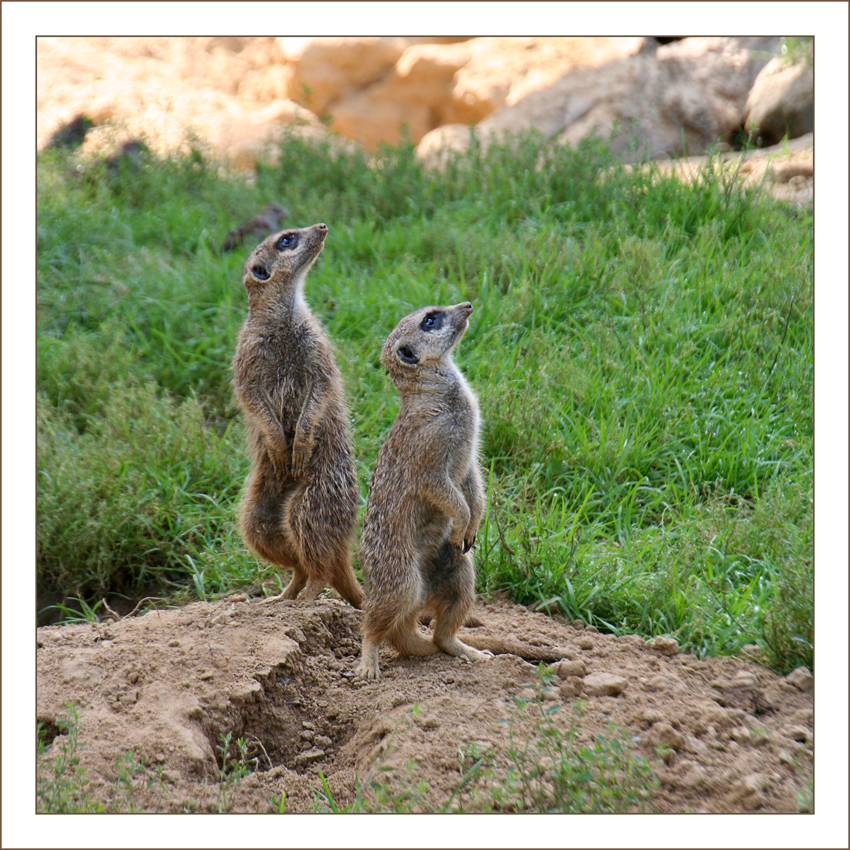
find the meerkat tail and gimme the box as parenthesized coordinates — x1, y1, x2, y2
(460, 635, 567, 664)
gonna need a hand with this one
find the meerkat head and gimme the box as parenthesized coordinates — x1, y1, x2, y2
(242, 222, 327, 308)
(381, 302, 474, 387)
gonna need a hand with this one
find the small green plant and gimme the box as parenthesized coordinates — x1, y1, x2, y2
(214, 731, 253, 813)
(779, 37, 813, 67)
(313, 706, 430, 813)
(37, 703, 165, 813)
(458, 667, 656, 813)
(268, 791, 286, 813)
(316, 670, 655, 814)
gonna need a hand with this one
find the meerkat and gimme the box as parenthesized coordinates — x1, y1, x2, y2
(231, 222, 363, 608)
(222, 203, 290, 253)
(355, 302, 492, 679)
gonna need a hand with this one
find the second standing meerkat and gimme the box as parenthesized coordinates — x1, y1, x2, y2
(232, 223, 363, 608)
(356, 302, 492, 679)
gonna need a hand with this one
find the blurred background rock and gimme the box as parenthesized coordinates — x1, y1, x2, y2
(38, 35, 812, 202)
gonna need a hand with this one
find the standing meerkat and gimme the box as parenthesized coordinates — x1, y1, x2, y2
(232, 223, 363, 608)
(356, 302, 492, 679)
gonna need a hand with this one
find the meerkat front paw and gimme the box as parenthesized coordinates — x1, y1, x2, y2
(462, 534, 476, 554)
(290, 442, 311, 481)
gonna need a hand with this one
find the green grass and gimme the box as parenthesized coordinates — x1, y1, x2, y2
(37, 129, 812, 671)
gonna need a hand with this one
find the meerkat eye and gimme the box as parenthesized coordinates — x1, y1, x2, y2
(420, 312, 444, 332)
(275, 233, 298, 251)
(397, 346, 419, 364)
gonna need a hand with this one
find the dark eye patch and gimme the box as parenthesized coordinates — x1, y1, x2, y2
(420, 312, 444, 332)
(275, 232, 298, 251)
(397, 345, 419, 364)
(252, 263, 270, 280)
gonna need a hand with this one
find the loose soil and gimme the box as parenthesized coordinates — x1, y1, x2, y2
(37, 593, 813, 813)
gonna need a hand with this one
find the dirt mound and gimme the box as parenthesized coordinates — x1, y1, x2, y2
(37, 594, 812, 813)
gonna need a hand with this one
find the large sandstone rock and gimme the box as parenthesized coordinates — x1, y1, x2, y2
(743, 57, 813, 146)
(278, 37, 469, 116)
(208, 99, 326, 171)
(417, 37, 782, 165)
(328, 37, 647, 151)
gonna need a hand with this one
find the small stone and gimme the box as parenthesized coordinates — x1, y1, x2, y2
(118, 689, 139, 707)
(740, 644, 763, 660)
(583, 672, 627, 697)
(228, 593, 247, 603)
(553, 659, 586, 680)
(786, 667, 813, 692)
(682, 735, 708, 757)
(314, 735, 332, 749)
(578, 637, 594, 651)
(584, 625, 599, 634)
(639, 707, 664, 725)
(781, 725, 811, 743)
(731, 671, 758, 688)
(294, 747, 325, 769)
(731, 773, 768, 802)
(302, 721, 315, 730)
(300, 730, 315, 743)
(558, 677, 584, 699)
(646, 674, 676, 691)
(650, 637, 679, 656)
(161, 769, 181, 784)
(730, 726, 751, 744)
(657, 746, 675, 765)
(680, 761, 708, 789)
(419, 715, 440, 730)
(648, 722, 684, 752)
(741, 791, 766, 811)
(154, 752, 166, 763)
(792, 708, 813, 726)
(572, 619, 585, 630)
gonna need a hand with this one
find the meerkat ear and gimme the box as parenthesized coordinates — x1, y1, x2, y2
(397, 345, 419, 365)
(251, 262, 271, 281)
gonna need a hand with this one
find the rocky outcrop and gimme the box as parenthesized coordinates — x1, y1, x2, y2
(276, 37, 468, 116)
(743, 57, 814, 146)
(326, 37, 648, 150)
(417, 37, 784, 166)
(38, 36, 813, 189)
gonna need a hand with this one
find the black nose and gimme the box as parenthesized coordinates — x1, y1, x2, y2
(316, 223, 328, 233)
(252, 263, 270, 281)
(460, 302, 473, 313)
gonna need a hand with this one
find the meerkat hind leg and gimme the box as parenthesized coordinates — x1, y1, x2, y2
(355, 635, 382, 679)
(431, 599, 493, 663)
(433, 626, 494, 663)
(259, 564, 308, 604)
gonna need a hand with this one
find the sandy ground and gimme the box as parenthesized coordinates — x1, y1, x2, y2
(37, 593, 813, 813)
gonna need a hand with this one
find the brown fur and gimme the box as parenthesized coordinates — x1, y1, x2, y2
(356, 303, 491, 678)
(231, 223, 362, 607)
